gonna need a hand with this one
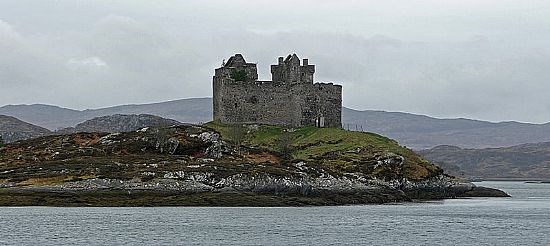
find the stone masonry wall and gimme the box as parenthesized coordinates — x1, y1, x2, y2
(213, 54, 342, 128)
(214, 79, 295, 126)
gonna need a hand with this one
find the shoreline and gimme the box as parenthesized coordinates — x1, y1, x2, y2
(470, 178, 550, 182)
(0, 185, 509, 207)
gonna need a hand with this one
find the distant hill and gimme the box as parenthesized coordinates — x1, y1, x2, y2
(2, 98, 550, 149)
(0, 98, 211, 130)
(343, 108, 550, 149)
(58, 114, 182, 134)
(418, 143, 550, 179)
(0, 104, 85, 131)
(0, 115, 51, 143)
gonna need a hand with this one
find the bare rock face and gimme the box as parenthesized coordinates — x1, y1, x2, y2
(0, 115, 51, 143)
(58, 114, 181, 134)
(460, 186, 511, 197)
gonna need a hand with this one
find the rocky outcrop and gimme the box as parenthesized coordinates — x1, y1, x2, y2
(460, 186, 510, 197)
(57, 114, 181, 134)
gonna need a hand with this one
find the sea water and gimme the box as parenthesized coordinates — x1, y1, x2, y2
(1, 181, 549, 245)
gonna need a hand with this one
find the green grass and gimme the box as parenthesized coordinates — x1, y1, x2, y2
(205, 122, 442, 180)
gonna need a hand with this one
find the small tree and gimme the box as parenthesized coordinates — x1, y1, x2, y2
(230, 70, 248, 81)
(228, 124, 247, 154)
(277, 130, 294, 162)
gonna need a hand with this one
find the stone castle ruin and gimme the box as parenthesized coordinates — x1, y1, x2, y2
(213, 54, 342, 128)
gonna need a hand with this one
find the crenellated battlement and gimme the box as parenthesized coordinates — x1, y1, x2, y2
(270, 54, 315, 84)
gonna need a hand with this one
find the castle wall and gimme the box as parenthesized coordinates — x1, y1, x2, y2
(290, 83, 342, 128)
(213, 54, 342, 128)
(271, 55, 315, 85)
(213, 79, 297, 126)
(310, 83, 342, 128)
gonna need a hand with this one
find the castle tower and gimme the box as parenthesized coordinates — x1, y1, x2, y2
(214, 54, 258, 82)
(271, 54, 315, 84)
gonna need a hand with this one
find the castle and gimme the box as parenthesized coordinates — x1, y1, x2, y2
(213, 54, 342, 128)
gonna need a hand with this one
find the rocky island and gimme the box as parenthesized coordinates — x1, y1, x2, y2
(0, 54, 509, 206)
(0, 122, 508, 206)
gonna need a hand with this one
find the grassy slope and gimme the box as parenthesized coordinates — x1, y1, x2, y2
(206, 122, 442, 180)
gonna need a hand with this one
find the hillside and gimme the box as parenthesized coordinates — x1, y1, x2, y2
(0, 104, 85, 131)
(206, 122, 439, 180)
(0, 124, 505, 206)
(418, 143, 550, 179)
(57, 114, 182, 134)
(2, 98, 550, 149)
(0, 115, 51, 143)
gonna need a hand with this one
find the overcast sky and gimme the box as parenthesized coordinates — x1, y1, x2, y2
(1, 0, 550, 123)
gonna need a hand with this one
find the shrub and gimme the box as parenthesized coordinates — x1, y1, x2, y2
(231, 70, 248, 81)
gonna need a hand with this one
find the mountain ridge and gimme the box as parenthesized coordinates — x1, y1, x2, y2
(2, 98, 550, 149)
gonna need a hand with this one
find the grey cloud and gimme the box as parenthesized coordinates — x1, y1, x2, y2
(0, 20, 22, 45)
(0, 19, 63, 90)
(0, 1, 550, 123)
(208, 31, 550, 122)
